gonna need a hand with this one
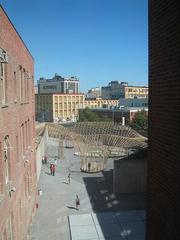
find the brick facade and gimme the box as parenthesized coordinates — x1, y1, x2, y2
(147, 1, 180, 239)
(0, 6, 37, 240)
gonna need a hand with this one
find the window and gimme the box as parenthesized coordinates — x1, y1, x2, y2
(14, 71, 17, 98)
(25, 122, 28, 149)
(0, 61, 6, 105)
(21, 124, 24, 155)
(16, 136, 19, 163)
(4, 136, 10, 184)
(23, 69, 25, 102)
(6, 215, 13, 240)
(31, 75, 34, 100)
(28, 120, 30, 146)
(19, 66, 23, 102)
(0, 48, 8, 105)
(24, 71, 27, 103)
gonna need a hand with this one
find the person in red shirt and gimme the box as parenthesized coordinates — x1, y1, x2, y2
(51, 164, 56, 176)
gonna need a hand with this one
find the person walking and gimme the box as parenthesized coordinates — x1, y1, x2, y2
(54, 157, 57, 165)
(68, 173, 71, 184)
(75, 195, 80, 210)
(50, 163, 53, 175)
(42, 156, 45, 164)
(88, 162, 91, 172)
(44, 155, 47, 164)
(52, 164, 56, 176)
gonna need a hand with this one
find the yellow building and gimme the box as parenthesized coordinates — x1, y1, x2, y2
(35, 93, 85, 122)
(85, 98, 119, 108)
(124, 86, 148, 99)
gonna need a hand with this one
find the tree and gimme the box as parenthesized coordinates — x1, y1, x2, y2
(130, 110, 148, 130)
(78, 107, 111, 122)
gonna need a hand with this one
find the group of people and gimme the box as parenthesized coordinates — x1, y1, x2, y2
(42, 154, 80, 210)
(42, 155, 57, 176)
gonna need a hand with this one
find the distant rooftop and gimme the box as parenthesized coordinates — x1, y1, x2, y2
(38, 74, 79, 82)
(92, 107, 148, 112)
(102, 81, 148, 88)
(35, 93, 84, 96)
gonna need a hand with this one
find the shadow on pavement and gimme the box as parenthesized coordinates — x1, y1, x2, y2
(82, 169, 146, 239)
(83, 169, 145, 213)
(66, 206, 77, 210)
(62, 181, 69, 184)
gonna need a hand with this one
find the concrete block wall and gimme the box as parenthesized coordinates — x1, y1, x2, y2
(114, 158, 147, 194)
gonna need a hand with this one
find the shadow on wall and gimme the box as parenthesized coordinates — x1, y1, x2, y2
(83, 168, 146, 213)
(81, 168, 146, 240)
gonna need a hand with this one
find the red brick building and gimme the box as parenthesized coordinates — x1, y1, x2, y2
(0, 6, 37, 240)
(147, 1, 180, 239)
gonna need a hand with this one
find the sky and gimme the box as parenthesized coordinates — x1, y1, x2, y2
(1, 0, 148, 92)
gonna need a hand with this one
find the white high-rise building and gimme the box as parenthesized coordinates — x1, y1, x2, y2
(37, 74, 79, 94)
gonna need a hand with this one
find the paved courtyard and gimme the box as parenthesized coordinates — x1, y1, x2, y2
(30, 138, 145, 240)
(69, 211, 145, 240)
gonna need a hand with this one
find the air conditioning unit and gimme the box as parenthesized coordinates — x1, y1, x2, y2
(0, 48, 8, 63)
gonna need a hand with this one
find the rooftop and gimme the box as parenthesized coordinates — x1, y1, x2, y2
(35, 93, 85, 96)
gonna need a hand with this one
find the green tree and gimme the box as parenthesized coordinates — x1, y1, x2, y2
(79, 107, 111, 122)
(130, 110, 148, 130)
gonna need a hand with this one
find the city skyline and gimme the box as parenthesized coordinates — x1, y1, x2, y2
(1, 0, 148, 92)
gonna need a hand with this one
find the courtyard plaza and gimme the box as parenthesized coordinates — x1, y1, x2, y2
(30, 138, 145, 240)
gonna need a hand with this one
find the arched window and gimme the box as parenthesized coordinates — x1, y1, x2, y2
(0, 48, 8, 105)
(4, 136, 10, 184)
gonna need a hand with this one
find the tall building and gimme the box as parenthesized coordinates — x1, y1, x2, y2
(37, 74, 79, 94)
(86, 87, 101, 99)
(0, 6, 37, 240)
(147, 1, 180, 239)
(35, 93, 85, 122)
(102, 81, 128, 99)
(124, 86, 148, 99)
(85, 98, 119, 109)
(101, 81, 148, 100)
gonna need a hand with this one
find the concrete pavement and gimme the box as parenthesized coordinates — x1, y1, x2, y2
(30, 138, 145, 240)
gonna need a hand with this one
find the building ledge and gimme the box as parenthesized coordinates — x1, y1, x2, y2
(1, 104, 8, 108)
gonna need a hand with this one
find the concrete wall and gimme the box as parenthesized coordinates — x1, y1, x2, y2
(113, 158, 147, 194)
(36, 127, 48, 181)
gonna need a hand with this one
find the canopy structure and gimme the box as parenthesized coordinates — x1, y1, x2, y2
(46, 122, 147, 172)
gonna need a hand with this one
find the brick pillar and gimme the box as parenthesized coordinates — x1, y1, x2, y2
(147, 1, 180, 239)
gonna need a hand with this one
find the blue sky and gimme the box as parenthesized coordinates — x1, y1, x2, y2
(1, 0, 148, 92)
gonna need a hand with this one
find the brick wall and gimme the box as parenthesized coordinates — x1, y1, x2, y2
(147, 1, 180, 239)
(0, 6, 37, 240)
